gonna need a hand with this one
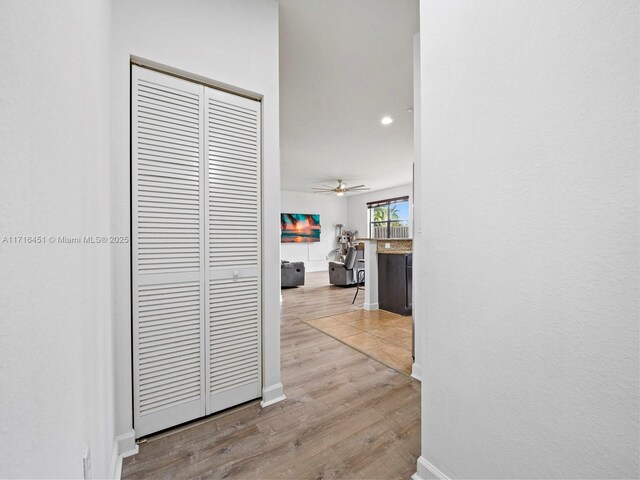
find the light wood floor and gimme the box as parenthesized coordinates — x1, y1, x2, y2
(280, 269, 365, 319)
(123, 271, 421, 480)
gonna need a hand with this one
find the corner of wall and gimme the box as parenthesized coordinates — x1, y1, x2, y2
(414, 457, 450, 480)
(411, 362, 422, 382)
(109, 430, 138, 480)
(260, 382, 286, 407)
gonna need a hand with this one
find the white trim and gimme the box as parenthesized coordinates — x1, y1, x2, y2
(109, 440, 120, 480)
(413, 457, 451, 480)
(130, 55, 262, 101)
(411, 362, 422, 382)
(109, 451, 122, 480)
(363, 239, 379, 309)
(109, 430, 139, 480)
(260, 382, 286, 407)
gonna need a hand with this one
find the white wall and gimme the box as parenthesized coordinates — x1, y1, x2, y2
(0, 1, 115, 478)
(280, 191, 348, 271)
(347, 183, 413, 238)
(110, 0, 282, 444)
(416, 1, 639, 479)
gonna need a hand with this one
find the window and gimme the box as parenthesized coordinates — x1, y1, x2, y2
(368, 196, 410, 239)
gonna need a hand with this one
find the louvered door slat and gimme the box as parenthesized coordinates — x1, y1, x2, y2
(132, 66, 206, 437)
(205, 88, 261, 414)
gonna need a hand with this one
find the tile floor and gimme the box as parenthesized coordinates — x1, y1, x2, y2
(304, 309, 413, 375)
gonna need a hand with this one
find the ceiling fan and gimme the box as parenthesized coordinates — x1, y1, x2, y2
(312, 179, 370, 196)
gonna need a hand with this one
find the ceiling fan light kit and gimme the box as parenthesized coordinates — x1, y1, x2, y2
(311, 179, 370, 196)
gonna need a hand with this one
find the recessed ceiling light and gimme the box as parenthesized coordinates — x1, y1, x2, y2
(380, 116, 393, 125)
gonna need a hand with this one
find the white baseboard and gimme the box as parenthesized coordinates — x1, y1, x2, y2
(413, 456, 450, 480)
(260, 382, 286, 407)
(411, 362, 422, 382)
(109, 429, 139, 480)
(363, 302, 379, 311)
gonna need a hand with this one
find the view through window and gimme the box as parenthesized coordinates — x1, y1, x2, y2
(367, 196, 410, 239)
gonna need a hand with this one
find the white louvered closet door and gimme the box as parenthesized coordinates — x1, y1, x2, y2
(132, 66, 262, 437)
(132, 66, 206, 437)
(205, 87, 262, 413)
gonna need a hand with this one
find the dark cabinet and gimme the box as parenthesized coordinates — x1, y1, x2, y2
(378, 253, 412, 316)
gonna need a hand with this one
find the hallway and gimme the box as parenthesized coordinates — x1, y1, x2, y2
(123, 273, 421, 479)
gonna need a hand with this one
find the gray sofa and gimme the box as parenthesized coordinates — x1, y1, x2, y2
(281, 260, 305, 288)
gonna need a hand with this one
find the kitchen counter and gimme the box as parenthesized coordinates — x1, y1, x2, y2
(360, 238, 412, 312)
(378, 251, 412, 316)
(356, 239, 412, 254)
(375, 239, 412, 255)
(356, 238, 413, 241)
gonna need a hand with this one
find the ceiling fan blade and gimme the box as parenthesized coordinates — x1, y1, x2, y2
(313, 180, 369, 194)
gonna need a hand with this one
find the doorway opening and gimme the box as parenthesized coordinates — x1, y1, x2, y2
(278, 0, 420, 380)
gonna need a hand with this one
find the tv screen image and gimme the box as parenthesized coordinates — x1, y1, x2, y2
(281, 213, 321, 243)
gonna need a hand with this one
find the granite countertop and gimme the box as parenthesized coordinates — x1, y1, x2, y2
(375, 239, 413, 254)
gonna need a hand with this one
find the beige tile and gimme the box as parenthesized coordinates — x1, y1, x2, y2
(377, 309, 405, 320)
(380, 342, 410, 357)
(297, 299, 414, 376)
(367, 345, 413, 375)
(383, 317, 413, 330)
(320, 323, 363, 339)
(341, 332, 387, 350)
(306, 316, 342, 329)
(388, 335, 413, 351)
(333, 309, 392, 323)
(329, 310, 364, 322)
(346, 318, 389, 330)
(394, 322, 413, 333)
(329, 311, 363, 323)
(368, 326, 412, 342)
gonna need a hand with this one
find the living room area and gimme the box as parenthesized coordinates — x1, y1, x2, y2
(278, 0, 418, 379)
(279, 184, 415, 376)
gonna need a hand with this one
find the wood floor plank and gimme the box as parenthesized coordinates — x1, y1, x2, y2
(123, 271, 421, 479)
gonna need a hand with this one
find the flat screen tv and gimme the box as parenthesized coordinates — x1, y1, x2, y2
(281, 213, 321, 243)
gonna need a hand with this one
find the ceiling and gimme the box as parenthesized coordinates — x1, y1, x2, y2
(279, 0, 419, 194)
